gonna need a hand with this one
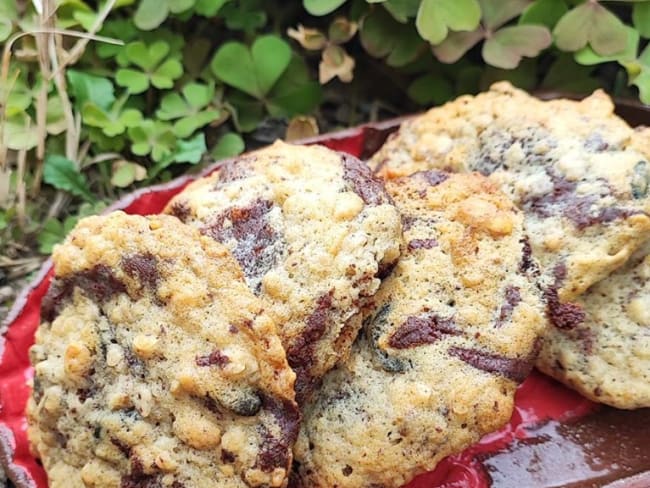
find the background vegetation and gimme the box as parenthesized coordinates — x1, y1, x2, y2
(1, 0, 650, 315)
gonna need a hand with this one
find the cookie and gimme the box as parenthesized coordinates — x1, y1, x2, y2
(165, 141, 402, 403)
(536, 239, 650, 409)
(292, 171, 546, 488)
(370, 82, 650, 305)
(27, 212, 299, 488)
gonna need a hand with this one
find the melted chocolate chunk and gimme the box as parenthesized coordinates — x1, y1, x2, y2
(195, 350, 230, 368)
(110, 437, 132, 457)
(495, 286, 522, 328)
(584, 132, 610, 152)
(287, 292, 333, 403)
(41, 265, 126, 323)
(631, 161, 649, 199)
(449, 346, 532, 383)
(215, 157, 255, 185)
(366, 304, 408, 373)
(342, 154, 390, 206)
(121, 457, 161, 488)
(389, 313, 459, 349)
(168, 200, 191, 222)
(416, 170, 449, 187)
(376, 258, 398, 280)
(544, 263, 586, 330)
(407, 238, 438, 251)
(202, 198, 283, 293)
(524, 170, 642, 229)
(122, 253, 160, 293)
(255, 394, 300, 473)
(221, 450, 236, 463)
(519, 237, 537, 275)
(342, 465, 353, 476)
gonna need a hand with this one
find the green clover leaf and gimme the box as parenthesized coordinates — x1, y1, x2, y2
(157, 83, 223, 137)
(480, 0, 531, 30)
(633, 2, 650, 39)
(211, 35, 291, 99)
(67, 70, 116, 111)
(211, 132, 245, 160)
(82, 95, 143, 137)
(383, 0, 420, 23)
(554, 2, 627, 56)
(575, 26, 639, 66)
(626, 45, 650, 104)
(0, 0, 18, 41)
(38, 216, 79, 254)
(134, 0, 195, 30)
(360, 8, 426, 67)
(303, 0, 347, 16)
(519, 0, 568, 30)
(482, 25, 552, 69)
(44, 155, 96, 202)
(116, 41, 183, 94)
(221, 0, 267, 33)
(128, 120, 177, 162)
(416, 0, 481, 45)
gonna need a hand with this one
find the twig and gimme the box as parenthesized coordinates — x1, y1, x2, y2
(16, 143, 27, 230)
(62, 0, 117, 67)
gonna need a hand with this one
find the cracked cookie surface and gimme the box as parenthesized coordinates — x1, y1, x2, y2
(165, 141, 402, 403)
(27, 212, 298, 488)
(292, 172, 545, 488)
(537, 240, 650, 409)
(370, 82, 650, 304)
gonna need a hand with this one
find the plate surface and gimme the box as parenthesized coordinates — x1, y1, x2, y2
(3, 107, 650, 488)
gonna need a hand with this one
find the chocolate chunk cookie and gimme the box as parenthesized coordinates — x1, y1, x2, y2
(293, 172, 545, 487)
(370, 82, 650, 303)
(165, 141, 402, 403)
(537, 240, 650, 409)
(27, 212, 299, 488)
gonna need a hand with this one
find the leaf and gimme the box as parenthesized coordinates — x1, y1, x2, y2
(111, 160, 147, 187)
(150, 59, 183, 89)
(287, 25, 328, 50)
(519, 0, 568, 29)
(253, 36, 293, 95)
(128, 121, 177, 162)
(482, 25, 552, 69)
(627, 45, 650, 104)
(574, 26, 639, 65)
(319, 45, 355, 83)
(480, 58, 538, 91)
(553, 2, 628, 56)
(134, 0, 170, 30)
(304, 0, 347, 15)
(43, 155, 96, 202)
(115, 69, 150, 94)
(361, 8, 425, 66)
(433, 28, 484, 63)
(266, 55, 323, 116)
(0, 0, 16, 40)
(633, 2, 650, 39)
(383, 0, 420, 23)
(407, 74, 454, 105)
(151, 133, 206, 178)
(329, 17, 358, 44)
(416, 0, 481, 45)
(480, 0, 530, 30)
(67, 70, 115, 110)
(195, 0, 228, 16)
(542, 53, 602, 93)
(212, 35, 291, 99)
(4, 116, 38, 150)
(46, 95, 67, 135)
(38, 217, 77, 254)
(221, 0, 267, 33)
(211, 132, 245, 159)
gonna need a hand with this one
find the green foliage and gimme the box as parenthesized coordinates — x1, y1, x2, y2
(1, 0, 649, 263)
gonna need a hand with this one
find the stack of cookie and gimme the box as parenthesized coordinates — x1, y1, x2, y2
(26, 83, 650, 488)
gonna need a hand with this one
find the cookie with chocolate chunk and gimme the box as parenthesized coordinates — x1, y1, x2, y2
(537, 240, 650, 409)
(370, 82, 650, 304)
(293, 172, 545, 488)
(27, 212, 299, 488)
(165, 141, 402, 403)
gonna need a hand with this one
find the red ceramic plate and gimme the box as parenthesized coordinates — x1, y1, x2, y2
(3, 113, 650, 488)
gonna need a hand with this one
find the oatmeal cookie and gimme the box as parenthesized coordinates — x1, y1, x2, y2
(292, 171, 545, 488)
(370, 82, 650, 304)
(27, 212, 299, 488)
(537, 239, 650, 409)
(165, 141, 402, 403)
